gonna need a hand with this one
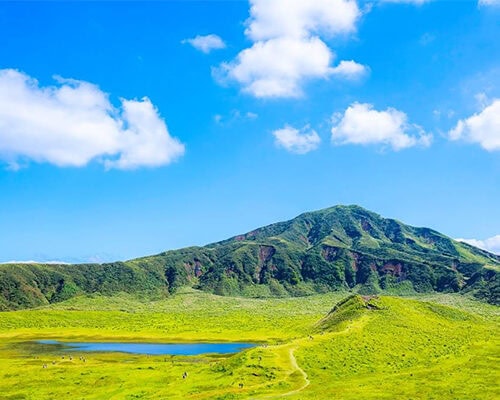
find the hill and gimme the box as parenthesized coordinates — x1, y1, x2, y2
(1, 205, 499, 310)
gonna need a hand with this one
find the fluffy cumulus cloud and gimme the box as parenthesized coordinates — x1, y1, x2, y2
(0, 69, 185, 170)
(272, 125, 321, 154)
(216, 0, 367, 98)
(182, 34, 226, 54)
(218, 36, 335, 98)
(245, 0, 361, 40)
(331, 102, 432, 150)
(457, 235, 500, 255)
(448, 99, 500, 151)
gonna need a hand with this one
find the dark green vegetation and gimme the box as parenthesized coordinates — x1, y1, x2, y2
(1, 205, 499, 310)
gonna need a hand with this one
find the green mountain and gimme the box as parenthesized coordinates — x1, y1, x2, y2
(1, 205, 498, 310)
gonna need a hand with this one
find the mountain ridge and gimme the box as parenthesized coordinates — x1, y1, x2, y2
(1, 205, 498, 310)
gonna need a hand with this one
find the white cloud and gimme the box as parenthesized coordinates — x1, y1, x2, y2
(218, 36, 335, 98)
(331, 102, 432, 150)
(457, 235, 500, 255)
(216, 0, 367, 98)
(0, 69, 185, 170)
(479, 0, 500, 7)
(331, 60, 368, 80)
(182, 34, 226, 54)
(272, 125, 321, 154)
(448, 99, 500, 151)
(245, 0, 360, 40)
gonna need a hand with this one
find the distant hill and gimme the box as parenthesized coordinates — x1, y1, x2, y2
(1, 205, 498, 310)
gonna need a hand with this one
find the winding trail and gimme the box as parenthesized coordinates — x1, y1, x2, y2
(258, 342, 310, 399)
(193, 318, 369, 399)
(280, 345, 310, 397)
(265, 317, 369, 398)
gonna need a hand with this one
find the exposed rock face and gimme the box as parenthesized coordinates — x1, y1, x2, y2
(380, 263, 403, 277)
(259, 245, 276, 264)
(321, 246, 338, 262)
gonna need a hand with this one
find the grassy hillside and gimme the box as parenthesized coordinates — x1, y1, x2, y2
(1, 205, 499, 310)
(0, 291, 498, 399)
(0, 260, 169, 310)
(294, 295, 499, 399)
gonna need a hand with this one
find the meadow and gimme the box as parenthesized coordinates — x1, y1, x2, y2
(0, 289, 498, 399)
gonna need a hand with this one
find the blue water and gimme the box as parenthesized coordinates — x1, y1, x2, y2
(36, 340, 255, 355)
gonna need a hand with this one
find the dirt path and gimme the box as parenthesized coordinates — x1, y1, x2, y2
(280, 345, 310, 397)
(270, 318, 368, 398)
(257, 342, 310, 399)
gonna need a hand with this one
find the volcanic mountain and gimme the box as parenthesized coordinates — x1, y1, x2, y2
(1, 205, 498, 310)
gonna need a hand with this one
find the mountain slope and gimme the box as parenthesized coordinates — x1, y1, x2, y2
(156, 205, 499, 300)
(1, 205, 499, 310)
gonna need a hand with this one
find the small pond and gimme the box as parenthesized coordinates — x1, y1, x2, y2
(35, 340, 255, 355)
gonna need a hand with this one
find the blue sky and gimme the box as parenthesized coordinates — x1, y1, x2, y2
(0, 0, 499, 262)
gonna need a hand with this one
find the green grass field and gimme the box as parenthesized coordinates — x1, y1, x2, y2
(0, 289, 498, 399)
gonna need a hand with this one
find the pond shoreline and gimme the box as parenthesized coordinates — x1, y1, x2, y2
(30, 339, 256, 355)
